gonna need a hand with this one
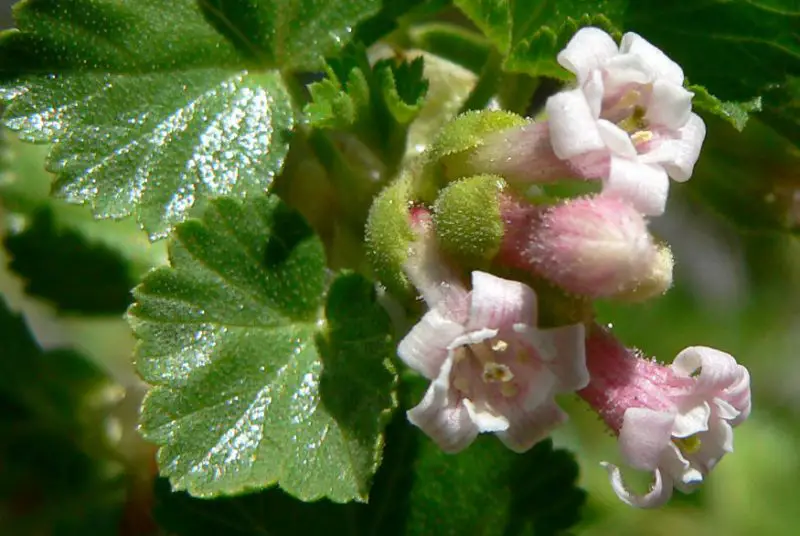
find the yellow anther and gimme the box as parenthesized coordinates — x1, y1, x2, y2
(482, 362, 514, 383)
(491, 340, 509, 352)
(630, 130, 653, 145)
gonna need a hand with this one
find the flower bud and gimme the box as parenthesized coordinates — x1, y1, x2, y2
(433, 174, 506, 264)
(365, 175, 417, 297)
(501, 195, 671, 300)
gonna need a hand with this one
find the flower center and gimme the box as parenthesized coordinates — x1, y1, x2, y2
(604, 89, 653, 151)
(674, 435, 702, 454)
(452, 338, 519, 398)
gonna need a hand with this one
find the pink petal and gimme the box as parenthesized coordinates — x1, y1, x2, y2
(604, 156, 670, 216)
(557, 27, 619, 82)
(672, 402, 711, 438)
(515, 323, 589, 392)
(546, 88, 605, 159)
(619, 407, 676, 470)
(601, 463, 673, 508)
(407, 359, 479, 453)
(691, 418, 734, 474)
(597, 119, 637, 157)
(398, 309, 465, 379)
(465, 271, 537, 331)
(645, 80, 693, 130)
(448, 327, 498, 350)
(619, 32, 684, 86)
(496, 401, 567, 453)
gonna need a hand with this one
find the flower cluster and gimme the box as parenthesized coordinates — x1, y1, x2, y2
(374, 28, 752, 509)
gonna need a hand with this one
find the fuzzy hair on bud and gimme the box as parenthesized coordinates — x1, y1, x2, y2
(505, 195, 669, 300)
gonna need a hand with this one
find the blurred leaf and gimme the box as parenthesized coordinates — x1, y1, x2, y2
(354, 0, 451, 46)
(453, 0, 625, 79)
(627, 0, 800, 101)
(130, 195, 397, 501)
(0, 296, 125, 534)
(689, 85, 762, 132)
(4, 208, 135, 314)
(0, 0, 378, 238)
(405, 435, 585, 535)
(761, 75, 800, 151)
(687, 115, 800, 233)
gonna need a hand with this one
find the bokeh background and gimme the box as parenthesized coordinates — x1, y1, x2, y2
(1, 0, 799, 534)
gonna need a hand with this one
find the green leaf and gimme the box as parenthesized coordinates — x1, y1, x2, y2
(304, 47, 429, 131)
(0, 296, 125, 534)
(689, 85, 762, 132)
(153, 391, 586, 536)
(4, 208, 136, 314)
(199, 0, 382, 70)
(761, 75, 800, 150)
(627, 0, 800, 102)
(453, 0, 625, 79)
(0, 0, 382, 238)
(130, 195, 397, 501)
(406, 437, 585, 535)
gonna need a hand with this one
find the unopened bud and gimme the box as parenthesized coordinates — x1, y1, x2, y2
(365, 175, 416, 297)
(433, 175, 506, 264)
(502, 195, 671, 300)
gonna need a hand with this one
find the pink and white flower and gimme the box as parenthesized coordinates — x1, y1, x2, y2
(397, 268, 588, 453)
(498, 194, 673, 300)
(546, 27, 706, 216)
(579, 326, 751, 507)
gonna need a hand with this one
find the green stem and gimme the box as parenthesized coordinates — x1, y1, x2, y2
(458, 48, 504, 113)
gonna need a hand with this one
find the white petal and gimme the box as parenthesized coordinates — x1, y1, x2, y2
(597, 119, 637, 157)
(601, 463, 673, 508)
(463, 399, 510, 433)
(449, 327, 498, 350)
(557, 27, 619, 82)
(620, 32, 684, 85)
(407, 359, 479, 453)
(584, 70, 605, 118)
(398, 309, 465, 379)
(672, 402, 711, 437)
(602, 54, 654, 96)
(466, 271, 538, 331)
(672, 346, 743, 393)
(619, 407, 676, 471)
(714, 398, 740, 422)
(515, 323, 589, 392)
(496, 402, 567, 453)
(666, 113, 706, 181)
(604, 157, 670, 216)
(546, 88, 605, 159)
(645, 80, 693, 130)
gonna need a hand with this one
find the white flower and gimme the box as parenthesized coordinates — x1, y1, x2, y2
(545, 27, 707, 216)
(398, 270, 588, 453)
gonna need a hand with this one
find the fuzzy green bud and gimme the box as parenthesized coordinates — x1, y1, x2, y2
(365, 175, 416, 297)
(428, 110, 529, 182)
(433, 175, 506, 265)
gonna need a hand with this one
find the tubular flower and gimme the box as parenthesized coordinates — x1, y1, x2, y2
(546, 27, 706, 216)
(499, 194, 673, 300)
(397, 266, 588, 453)
(579, 326, 751, 508)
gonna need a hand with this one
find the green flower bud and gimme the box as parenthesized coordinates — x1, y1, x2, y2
(433, 174, 507, 265)
(365, 175, 416, 297)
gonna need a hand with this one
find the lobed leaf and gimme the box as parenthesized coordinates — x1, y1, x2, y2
(130, 195, 397, 501)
